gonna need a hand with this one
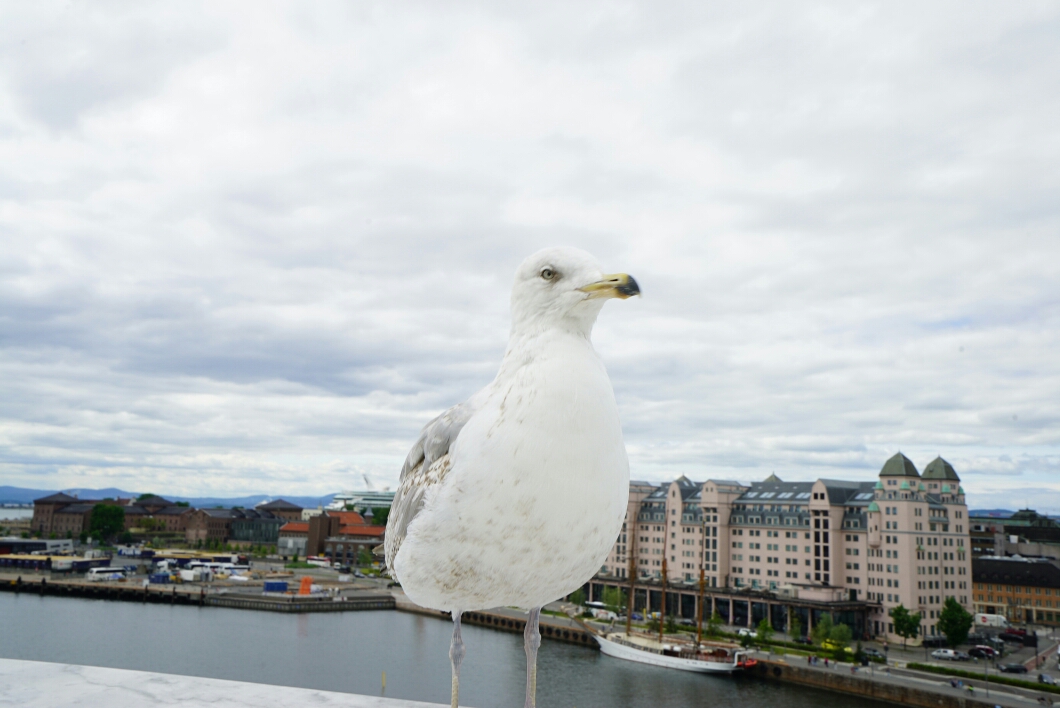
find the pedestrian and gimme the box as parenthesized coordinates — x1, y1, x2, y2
(824, 657, 829, 668)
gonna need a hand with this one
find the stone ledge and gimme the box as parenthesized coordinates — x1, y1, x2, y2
(0, 658, 449, 708)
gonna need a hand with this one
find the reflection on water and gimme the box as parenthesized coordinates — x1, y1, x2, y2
(0, 593, 887, 708)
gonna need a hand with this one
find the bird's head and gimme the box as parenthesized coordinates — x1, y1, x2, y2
(510, 247, 639, 336)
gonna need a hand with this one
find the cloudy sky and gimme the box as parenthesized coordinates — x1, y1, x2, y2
(1, 2, 1058, 511)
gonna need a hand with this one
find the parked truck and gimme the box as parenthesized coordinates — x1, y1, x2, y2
(975, 613, 1010, 628)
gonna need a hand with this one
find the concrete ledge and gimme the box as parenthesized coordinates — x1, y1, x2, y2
(0, 658, 448, 708)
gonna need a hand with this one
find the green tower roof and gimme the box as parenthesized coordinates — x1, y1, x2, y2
(867, 502, 880, 512)
(922, 456, 960, 482)
(880, 452, 920, 478)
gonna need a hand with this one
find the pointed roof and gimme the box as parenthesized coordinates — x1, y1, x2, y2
(33, 492, 79, 504)
(257, 498, 303, 511)
(764, 473, 782, 483)
(921, 457, 960, 482)
(879, 452, 920, 478)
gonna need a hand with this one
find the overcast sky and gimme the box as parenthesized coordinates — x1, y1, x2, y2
(1, 2, 1058, 511)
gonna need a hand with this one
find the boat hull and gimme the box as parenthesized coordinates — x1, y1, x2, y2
(594, 634, 748, 674)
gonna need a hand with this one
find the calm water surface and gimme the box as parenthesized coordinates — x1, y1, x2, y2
(0, 593, 886, 708)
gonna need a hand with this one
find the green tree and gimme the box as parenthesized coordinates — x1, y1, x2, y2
(790, 616, 802, 641)
(938, 597, 974, 648)
(705, 611, 722, 637)
(357, 547, 374, 567)
(371, 507, 390, 527)
(665, 613, 677, 634)
(889, 604, 922, 649)
(89, 504, 125, 542)
(175, 501, 190, 507)
(568, 588, 586, 607)
(829, 623, 852, 659)
(602, 587, 627, 614)
(811, 613, 833, 645)
(756, 617, 774, 644)
(137, 493, 155, 501)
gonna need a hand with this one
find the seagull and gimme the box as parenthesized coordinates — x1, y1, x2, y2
(384, 247, 639, 708)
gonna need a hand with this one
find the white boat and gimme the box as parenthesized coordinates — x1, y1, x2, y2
(593, 632, 756, 674)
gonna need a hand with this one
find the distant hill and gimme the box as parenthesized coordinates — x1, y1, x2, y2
(969, 509, 1015, 518)
(0, 485, 336, 510)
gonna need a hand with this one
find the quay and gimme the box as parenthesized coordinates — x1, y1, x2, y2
(0, 573, 394, 613)
(0, 658, 446, 708)
(392, 591, 598, 648)
(752, 657, 1055, 708)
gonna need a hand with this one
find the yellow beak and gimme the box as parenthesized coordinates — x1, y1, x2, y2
(579, 273, 641, 299)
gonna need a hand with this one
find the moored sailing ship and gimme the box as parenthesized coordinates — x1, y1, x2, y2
(593, 631, 756, 673)
(586, 550, 756, 673)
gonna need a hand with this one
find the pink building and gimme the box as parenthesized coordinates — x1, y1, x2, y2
(601, 453, 972, 644)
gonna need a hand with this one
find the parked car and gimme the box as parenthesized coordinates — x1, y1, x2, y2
(968, 646, 997, 659)
(932, 649, 959, 661)
(1040, 674, 1056, 686)
(966, 632, 988, 644)
(999, 663, 1029, 674)
(793, 636, 813, 645)
(922, 636, 948, 648)
(862, 648, 886, 659)
(999, 632, 1026, 643)
(953, 651, 970, 661)
(986, 636, 1006, 647)
(822, 640, 854, 655)
(736, 628, 757, 638)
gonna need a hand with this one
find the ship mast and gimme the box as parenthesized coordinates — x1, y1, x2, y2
(625, 514, 636, 636)
(659, 555, 668, 644)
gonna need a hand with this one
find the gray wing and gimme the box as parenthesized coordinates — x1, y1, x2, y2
(384, 400, 476, 574)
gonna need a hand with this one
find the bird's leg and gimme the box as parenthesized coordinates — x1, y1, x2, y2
(524, 607, 542, 708)
(450, 611, 466, 708)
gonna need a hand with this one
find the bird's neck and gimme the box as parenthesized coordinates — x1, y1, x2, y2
(496, 325, 595, 382)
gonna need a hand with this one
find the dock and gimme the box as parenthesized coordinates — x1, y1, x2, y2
(0, 574, 394, 612)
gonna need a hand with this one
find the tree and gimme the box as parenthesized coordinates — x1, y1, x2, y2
(829, 623, 852, 659)
(757, 618, 774, 644)
(705, 611, 722, 637)
(811, 613, 833, 645)
(665, 613, 677, 634)
(889, 604, 922, 649)
(938, 597, 973, 648)
(790, 616, 802, 641)
(89, 504, 125, 542)
(568, 588, 586, 607)
(137, 493, 155, 501)
(175, 501, 190, 507)
(357, 547, 374, 567)
(602, 587, 626, 614)
(371, 507, 390, 527)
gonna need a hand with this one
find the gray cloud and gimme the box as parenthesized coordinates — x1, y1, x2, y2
(0, 2, 1058, 508)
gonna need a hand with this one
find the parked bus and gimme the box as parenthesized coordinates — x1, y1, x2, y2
(87, 567, 127, 582)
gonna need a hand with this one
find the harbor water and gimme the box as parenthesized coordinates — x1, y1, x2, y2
(0, 592, 887, 708)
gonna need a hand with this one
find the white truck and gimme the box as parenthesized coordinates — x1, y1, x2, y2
(974, 613, 1009, 628)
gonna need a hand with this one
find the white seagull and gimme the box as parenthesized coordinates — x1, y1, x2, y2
(384, 247, 639, 708)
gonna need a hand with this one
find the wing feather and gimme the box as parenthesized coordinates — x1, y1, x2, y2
(384, 400, 475, 573)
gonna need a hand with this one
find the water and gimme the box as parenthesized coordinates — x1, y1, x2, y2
(0, 508, 32, 521)
(0, 593, 884, 708)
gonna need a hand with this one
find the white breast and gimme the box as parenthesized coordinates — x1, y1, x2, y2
(394, 332, 630, 612)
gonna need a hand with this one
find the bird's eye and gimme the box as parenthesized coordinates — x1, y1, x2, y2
(540, 267, 556, 281)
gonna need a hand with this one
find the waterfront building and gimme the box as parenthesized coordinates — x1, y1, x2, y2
(278, 521, 309, 559)
(972, 555, 1060, 626)
(229, 509, 285, 546)
(598, 454, 973, 644)
(255, 499, 304, 522)
(970, 509, 1060, 561)
(31, 493, 191, 537)
(326, 490, 396, 512)
(185, 509, 239, 544)
(306, 510, 385, 563)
